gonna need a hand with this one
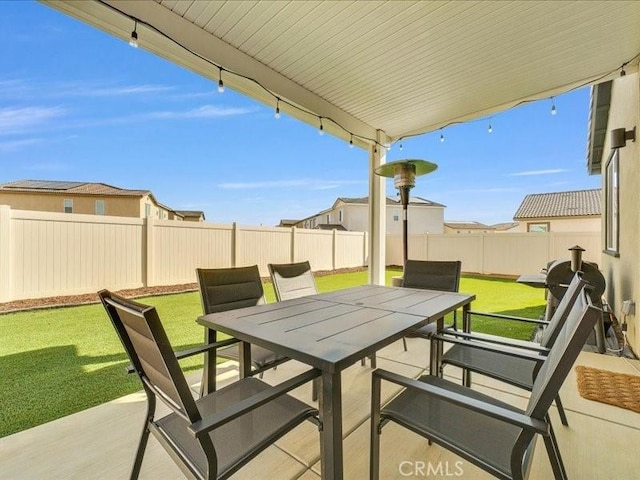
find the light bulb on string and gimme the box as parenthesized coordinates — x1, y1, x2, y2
(621, 64, 627, 76)
(319, 119, 324, 135)
(129, 20, 139, 48)
(274, 98, 281, 119)
(217, 68, 224, 93)
(440, 132, 445, 143)
(488, 124, 493, 134)
(349, 134, 354, 148)
(399, 143, 403, 151)
(550, 97, 557, 115)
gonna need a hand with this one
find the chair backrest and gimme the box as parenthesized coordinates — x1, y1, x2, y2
(526, 286, 600, 421)
(268, 261, 318, 301)
(402, 260, 462, 292)
(196, 266, 265, 314)
(540, 272, 588, 348)
(98, 290, 200, 422)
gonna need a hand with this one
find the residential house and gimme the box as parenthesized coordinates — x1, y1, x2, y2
(512, 189, 601, 232)
(587, 73, 639, 353)
(0, 180, 204, 221)
(296, 196, 445, 234)
(174, 210, 206, 222)
(492, 221, 520, 233)
(444, 221, 493, 234)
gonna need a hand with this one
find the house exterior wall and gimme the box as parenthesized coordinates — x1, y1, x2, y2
(444, 225, 494, 234)
(599, 72, 640, 352)
(0, 191, 142, 217)
(300, 202, 444, 234)
(511, 216, 601, 233)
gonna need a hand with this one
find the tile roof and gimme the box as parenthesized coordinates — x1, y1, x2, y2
(492, 222, 520, 231)
(513, 189, 601, 219)
(0, 180, 149, 197)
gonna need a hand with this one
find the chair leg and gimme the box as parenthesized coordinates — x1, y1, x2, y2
(130, 395, 155, 480)
(544, 415, 568, 480)
(370, 354, 377, 369)
(361, 358, 366, 366)
(555, 394, 569, 426)
(312, 377, 318, 402)
(402, 336, 408, 351)
(370, 375, 382, 480)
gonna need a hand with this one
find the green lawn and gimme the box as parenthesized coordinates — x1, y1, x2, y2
(0, 269, 545, 437)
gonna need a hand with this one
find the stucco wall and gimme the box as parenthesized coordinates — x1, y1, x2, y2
(0, 192, 142, 217)
(511, 216, 601, 233)
(600, 72, 640, 352)
(339, 203, 444, 234)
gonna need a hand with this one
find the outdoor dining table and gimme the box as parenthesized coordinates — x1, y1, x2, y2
(197, 284, 475, 480)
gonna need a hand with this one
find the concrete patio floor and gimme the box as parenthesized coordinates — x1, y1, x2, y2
(1, 337, 639, 479)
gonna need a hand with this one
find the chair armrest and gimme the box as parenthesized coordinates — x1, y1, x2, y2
(175, 337, 240, 360)
(431, 334, 549, 362)
(467, 310, 549, 326)
(189, 368, 320, 437)
(436, 330, 550, 354)
(126, 338, 240, 373)
(374, 369, 549, 435)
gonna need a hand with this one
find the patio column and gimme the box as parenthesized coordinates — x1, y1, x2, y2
(368, 133, 387, 285)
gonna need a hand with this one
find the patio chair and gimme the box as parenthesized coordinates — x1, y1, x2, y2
(267, 260, 375, 402)
(371, 285, 600, 480)
(432, 273, 588, 426)
(196, 266, 290, 389)
(99, 290, 319, 480)
(401, 259, 462, 349)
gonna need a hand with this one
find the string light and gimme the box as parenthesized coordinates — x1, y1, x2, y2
(104, 6, 640, 152)
(488, 124, 493, 133)
(217, 68, 224, 93)
(129, 20, 138, 48)
(349, 134, 354, 148)
(399, 143, 403, 151)
(274, 98, 281, 119)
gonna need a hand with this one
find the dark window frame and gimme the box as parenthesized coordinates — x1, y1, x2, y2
(604, 149, 620, 256)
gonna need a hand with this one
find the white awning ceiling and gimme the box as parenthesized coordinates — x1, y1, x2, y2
(43, 0, 640, 148)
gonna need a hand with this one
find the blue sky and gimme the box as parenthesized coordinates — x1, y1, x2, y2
(0, 2, 601, 227)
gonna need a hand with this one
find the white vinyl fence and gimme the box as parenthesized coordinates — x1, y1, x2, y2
(386, 232, 602, 275)
(0, 206, 367, 302)
(0, 205, 601, 302)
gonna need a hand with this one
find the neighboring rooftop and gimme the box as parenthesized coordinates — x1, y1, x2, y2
(314, 224, 347, 231)
(336, 196, 445, 207)
(0, 180, 150, 197)
(492, 222, 520, 231)
(278, 219, 299, 227)
(514, 189, 601, 219)
(444, 221, 491, 230)
(174, 210, 206, 220)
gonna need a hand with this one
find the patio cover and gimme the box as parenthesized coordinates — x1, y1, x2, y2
(41, 0, 640, 282)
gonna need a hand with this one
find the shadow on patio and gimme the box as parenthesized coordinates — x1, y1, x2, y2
(1, 338, 639, 479)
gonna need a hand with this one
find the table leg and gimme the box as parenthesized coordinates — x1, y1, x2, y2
(239, 341, 252, 379)
(462, 303, 472, 387)
(319, 371, 343, 480)
(429, 317, 444, 377)
(200, 328, 217, 396)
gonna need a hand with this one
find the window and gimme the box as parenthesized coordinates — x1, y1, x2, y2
(326, 214, 331, 223)
(63, 199, 73, 213)
(527, 222, 549, 232)
(95, 200, 105, 215)
(393, 209, 399, 222)
(605, 150, 619, 254)
(339, 209, 343, 222)
(145, 204, 151, 218)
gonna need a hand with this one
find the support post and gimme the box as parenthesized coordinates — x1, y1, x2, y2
(0, 205, 12, 302)
(368, 134, 387, 285)
(232, 222, 238, 267)
(144, 217, 155, 287)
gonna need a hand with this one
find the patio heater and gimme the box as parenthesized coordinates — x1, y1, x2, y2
(374, 159, 437, 265)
